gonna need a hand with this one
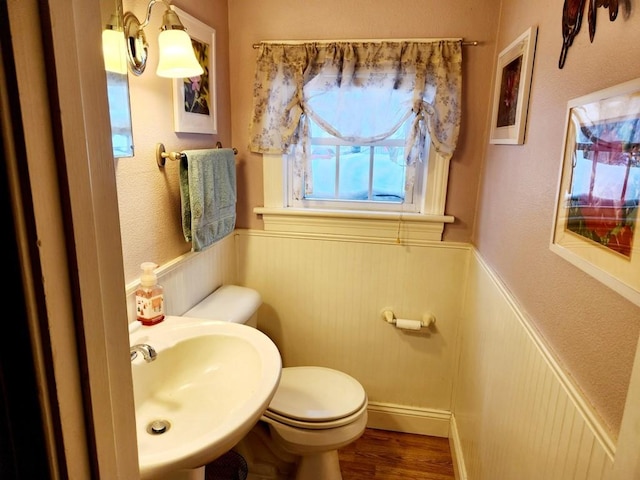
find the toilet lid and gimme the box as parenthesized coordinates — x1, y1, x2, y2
(267, 366, 366, 422)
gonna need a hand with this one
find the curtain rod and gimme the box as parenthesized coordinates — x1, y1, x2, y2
(252, 39, 479, 49)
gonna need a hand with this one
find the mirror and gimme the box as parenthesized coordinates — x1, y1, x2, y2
(106, 71, 134, 157)
(101, 0, 134, 158)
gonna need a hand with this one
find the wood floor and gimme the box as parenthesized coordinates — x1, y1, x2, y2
(338, 428, 455, 480)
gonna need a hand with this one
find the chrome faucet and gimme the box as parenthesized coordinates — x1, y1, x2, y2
(130, 344, 157, 362)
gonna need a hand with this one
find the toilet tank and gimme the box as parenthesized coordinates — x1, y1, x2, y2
(183, 285, 261, 327)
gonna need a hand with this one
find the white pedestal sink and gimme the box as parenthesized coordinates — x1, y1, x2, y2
(129, 316, 282, 480)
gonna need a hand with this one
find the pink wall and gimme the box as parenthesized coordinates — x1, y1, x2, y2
(228, 0, 640, 437)
(476, 1, 640, 435)
(117, 0, 231, 282)
(116, 0, 640, 437)
(228, 0, 499, 242)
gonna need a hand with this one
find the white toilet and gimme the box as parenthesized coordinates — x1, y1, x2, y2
(183, 285, 368, 480)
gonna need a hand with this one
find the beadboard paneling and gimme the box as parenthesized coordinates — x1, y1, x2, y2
(235, 230, 468, 418)
(125, 234, 237, 323)
(126, 232, 616, 480)
(451, 249, 614, 480)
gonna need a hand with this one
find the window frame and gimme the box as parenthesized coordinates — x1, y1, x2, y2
(254, 147, 454, 244)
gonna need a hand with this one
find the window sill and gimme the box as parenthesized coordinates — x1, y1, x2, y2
(253, 207, 454, 244)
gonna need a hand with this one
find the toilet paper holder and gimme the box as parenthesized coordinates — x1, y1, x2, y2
(381, 309, 436, 330)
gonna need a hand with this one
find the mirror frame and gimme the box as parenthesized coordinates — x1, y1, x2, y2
(123, 12, 148, 76)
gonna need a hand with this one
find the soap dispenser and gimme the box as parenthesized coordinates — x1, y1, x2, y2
(135, 262, 165, 326)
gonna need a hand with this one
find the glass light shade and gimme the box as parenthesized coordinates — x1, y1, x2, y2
(102, 28, 128, 74)
(156, 29, 204, 78)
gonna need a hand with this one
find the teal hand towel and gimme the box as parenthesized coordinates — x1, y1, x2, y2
(179, 148, 236, 251)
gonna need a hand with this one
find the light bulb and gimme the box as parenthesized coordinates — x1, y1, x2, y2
(156, 29, 204, 78)
(102, 28, 127, 74)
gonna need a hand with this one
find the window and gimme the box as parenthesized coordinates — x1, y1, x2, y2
(289, 117, 422, 213)
(249, 41, 463, 243)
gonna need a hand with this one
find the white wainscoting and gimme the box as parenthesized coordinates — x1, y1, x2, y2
(451, 249, 614, 480)
(125, 233, 237, 323)
(235, 230, 469, 434)
(125, 231, 615, 480)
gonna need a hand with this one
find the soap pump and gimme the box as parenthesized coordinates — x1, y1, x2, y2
(135, 262, 165, 326)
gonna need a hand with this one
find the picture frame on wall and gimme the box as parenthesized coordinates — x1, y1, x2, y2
(550, 77, 640, 307)
(489, 26, 538, 145)
(171, 6, 217, 134)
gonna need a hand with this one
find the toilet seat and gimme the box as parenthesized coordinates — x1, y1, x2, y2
(263, 398, 368, 430)
(264, 366, 367, 430)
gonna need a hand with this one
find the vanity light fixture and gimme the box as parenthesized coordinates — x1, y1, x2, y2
(123, 0, 204, 78)
(102, 13, 128, 74)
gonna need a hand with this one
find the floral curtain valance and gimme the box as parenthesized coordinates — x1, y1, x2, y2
(248, 40, 462, 164)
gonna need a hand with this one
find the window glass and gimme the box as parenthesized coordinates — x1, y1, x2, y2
(290, 114, 421, 211)
(372, 146, 406, 202)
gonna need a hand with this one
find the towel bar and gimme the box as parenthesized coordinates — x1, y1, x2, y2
(156, 142, 238, 167)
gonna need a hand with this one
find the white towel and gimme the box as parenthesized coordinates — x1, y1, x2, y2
(179, 148, 236, 251)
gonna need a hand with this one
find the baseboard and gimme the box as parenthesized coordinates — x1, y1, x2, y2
(365, 401, 450, 438)
(448, 414, 467, 480)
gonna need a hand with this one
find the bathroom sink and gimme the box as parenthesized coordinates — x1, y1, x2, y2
(129, 316, 282, 479)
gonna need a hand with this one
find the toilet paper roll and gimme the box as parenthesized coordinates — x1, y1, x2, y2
(395, 318, 422, 330)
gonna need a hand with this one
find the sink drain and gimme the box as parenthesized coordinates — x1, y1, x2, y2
(146, 419, 171, 435)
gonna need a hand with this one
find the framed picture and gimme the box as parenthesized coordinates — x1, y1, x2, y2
(171, 6, 217, 134)
(551, 78, 640, 306)
(489, 26, 538, 145)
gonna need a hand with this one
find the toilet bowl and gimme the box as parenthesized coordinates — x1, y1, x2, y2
(183, 285, 368, 480)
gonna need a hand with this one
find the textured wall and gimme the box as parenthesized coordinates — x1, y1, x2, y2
(227, 0, 499, 242)
(475, 0, 640, 435)
(117, 0, 232, 283)
(114, 0, 640, 438)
